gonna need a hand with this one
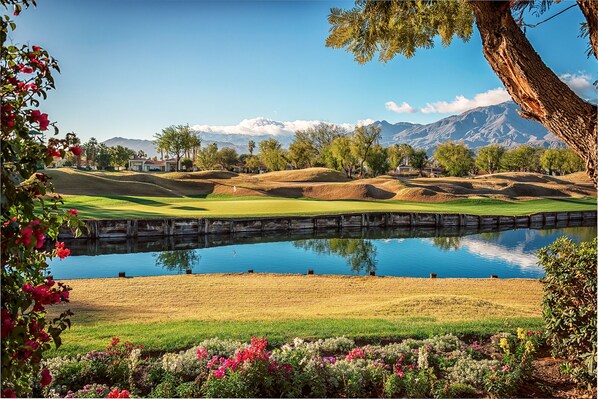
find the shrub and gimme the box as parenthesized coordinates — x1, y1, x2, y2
(538, 237, 597, 386)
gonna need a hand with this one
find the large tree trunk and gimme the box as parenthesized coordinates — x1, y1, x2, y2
(577, 0, 598, 60)
(470, 1, 597, 187)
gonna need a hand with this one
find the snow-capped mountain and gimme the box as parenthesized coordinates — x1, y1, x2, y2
(101, 101, 562, 157)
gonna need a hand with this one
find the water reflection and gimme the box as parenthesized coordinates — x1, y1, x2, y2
(294, 239, 377, 274)
(47, 220, 596, 279)
(153, 250, 201, 272)
(430, 236, 462, 251)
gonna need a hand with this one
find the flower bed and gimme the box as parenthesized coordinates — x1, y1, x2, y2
(34, 329, 546, 398)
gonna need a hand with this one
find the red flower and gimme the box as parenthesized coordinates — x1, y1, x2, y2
(107, 388, 129, 398)
(70, 146, 83, 156)
(32, 45, 41, 52)
(18, 65, 34, 74)
(1, 309, 14, 339)
(40, 369, 52, 387)
(30, 110, 49, 130)
(55, 242, 70, 259)
(68, 209, 78, 216)
(47, 148, 61, 157)
(17, 227, 33, 246)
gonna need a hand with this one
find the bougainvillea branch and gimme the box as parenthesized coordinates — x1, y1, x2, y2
(1, 1, 84, 396)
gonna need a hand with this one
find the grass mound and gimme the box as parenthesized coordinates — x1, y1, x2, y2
(259, 168, 349, 182)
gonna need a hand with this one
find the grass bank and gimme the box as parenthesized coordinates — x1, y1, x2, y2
(49, 274, 543, 356)
(59, 195, 597, 219)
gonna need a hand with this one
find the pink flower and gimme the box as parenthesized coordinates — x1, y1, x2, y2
(196, 347, 208, 359)
(68, 209, 78, 216)
(345, 347, 365, 361)
(40, 369, 52, 387)
(32, 46, 41, 52)
(213, 368, 226, 379)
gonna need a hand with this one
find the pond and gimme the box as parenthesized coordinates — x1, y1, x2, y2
(48, 220, 596, 279)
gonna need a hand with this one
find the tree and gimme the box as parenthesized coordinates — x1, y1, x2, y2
(476, 144, 505, 174)
(111, 145, 135, 169)
(288, 139, 317, 169)
(434, 141, 475, 177)
(154, 250, 201, 272)
(388, 143, 414, 170)
(218, 147, 238, 170)
(409, 149, 428, 176)
(296, 123, 345, 153)
(326, 0, 598, 186)
(136, 150, 147, 159)
(330, 136, 357, 177)
(83, 137, 98, 167)
(244, 155, 262, 173)
(1, 3, 83, 395)
(501, 145, 544, 172)
(248, 139, 256, 156)
(196, 142, 219, 170)
(181, 158, 193, 171)
(541, 148, 585, 175)
(366, 144, 390, 176)
(258, 138, 287, 171)
(96, 143, 113, 170)
(154, 124, 194, 172)
(352, 124, 382, 177)
(540, 148, 564, 175)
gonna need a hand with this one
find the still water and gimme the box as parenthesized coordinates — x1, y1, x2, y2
(48, 222, 596, 280)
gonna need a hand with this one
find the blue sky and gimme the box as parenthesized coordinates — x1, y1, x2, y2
(9, 0, 597, 142)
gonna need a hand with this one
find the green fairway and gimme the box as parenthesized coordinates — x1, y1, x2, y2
(60, 194, 597, 219)
(49, 317, 544, 357)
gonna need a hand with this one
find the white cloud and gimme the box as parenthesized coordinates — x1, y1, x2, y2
(191, 117, 372, 136)
(356, 118, 376, 127)
(420, 88, 512, 114)
(385, 101, 417, 114)
(560, 73, 597, 99)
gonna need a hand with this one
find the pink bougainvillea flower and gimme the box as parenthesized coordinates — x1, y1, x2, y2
(32, 45, 41, 52)
(69, 146, 83, 156)
(40, 369, 52, 387)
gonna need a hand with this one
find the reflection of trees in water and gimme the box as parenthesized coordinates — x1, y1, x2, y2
(293, 239, 377, 274)
(538, 226, 597, 243)
(431, 236, 462, 251)
(153, 250, 201, 272)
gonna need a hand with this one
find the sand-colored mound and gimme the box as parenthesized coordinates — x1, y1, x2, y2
(259, 168, 349, 183)
(394, 187, 458, 202)
(47, 167, 595, 202)
(174, 170, 239, 180)
(555, 172, 593, 185)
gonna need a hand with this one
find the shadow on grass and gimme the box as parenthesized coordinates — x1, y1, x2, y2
(107, 196, 170, 207)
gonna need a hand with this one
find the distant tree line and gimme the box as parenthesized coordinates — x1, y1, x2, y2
(74, 123, 584, 177)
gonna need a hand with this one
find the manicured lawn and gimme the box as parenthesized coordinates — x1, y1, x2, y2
(48, 274, 543, 356)
(59, 194, 597, 219)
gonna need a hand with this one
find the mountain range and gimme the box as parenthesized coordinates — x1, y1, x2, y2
(102, 101, 562, 158)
